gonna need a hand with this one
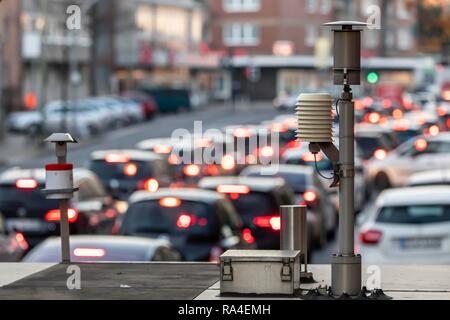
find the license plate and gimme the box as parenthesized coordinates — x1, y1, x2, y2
(399, 238, 442, 250)
(6, 219, 43, 232)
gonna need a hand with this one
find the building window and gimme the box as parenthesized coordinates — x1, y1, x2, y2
(320, 0, 332, 14)
(223, 0, 261, 12)
(305, 0, 318, 13)
(223, 23, 260, 46)
(364, 30, 379, 49)
(386, 30, 395, 49)
(305, 25, 317, 47)
(397, 0, 412, 19)
(398, 28, 413, 50)
(361, 0, 379, 16)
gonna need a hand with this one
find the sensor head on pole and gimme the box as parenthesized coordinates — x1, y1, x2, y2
(296, 93, 334, 143)
(44, 133, 78, 144)
(324, 21, 367, 85)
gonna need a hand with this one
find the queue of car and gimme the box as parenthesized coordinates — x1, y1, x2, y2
(2, 87, 450, 266)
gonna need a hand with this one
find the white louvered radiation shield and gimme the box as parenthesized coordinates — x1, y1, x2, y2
(296, 93, 334, 143)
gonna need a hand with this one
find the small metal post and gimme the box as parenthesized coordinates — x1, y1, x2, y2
(280, 205, 311, 277)
(56, 142, 70, 263)
(44, 133, 77, 264)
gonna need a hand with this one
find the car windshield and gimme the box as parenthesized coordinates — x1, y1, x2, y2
(394, 130, 420, 144)
(89, 160, 153, 181)
(0, 185, 58, 215)
(245, 172, 309, 193)
(356, 136, 383, 159)
(121, 200, 215, 236)
(377, 205, 450, 224)
(23, 242, 152, 262)
(228, 192, 276, 219)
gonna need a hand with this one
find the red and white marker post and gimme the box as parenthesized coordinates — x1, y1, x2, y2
(43, 134, 78, 263)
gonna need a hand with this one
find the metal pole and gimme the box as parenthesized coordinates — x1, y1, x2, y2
(331, 84, 361, 296)
(338, 85, 354, 255)
(56, 142, 70, 263)
(280, 205, 308, 271)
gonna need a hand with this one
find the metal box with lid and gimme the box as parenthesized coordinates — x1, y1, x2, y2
(220, 250, 301, 296)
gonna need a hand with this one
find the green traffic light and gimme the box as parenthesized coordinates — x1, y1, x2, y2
(367, 72, 379, 84)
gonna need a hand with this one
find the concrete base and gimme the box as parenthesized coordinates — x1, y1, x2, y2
(0, 263, 449, 300)
(331, 254, 362, 296)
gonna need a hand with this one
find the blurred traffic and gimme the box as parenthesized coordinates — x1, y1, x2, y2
(1, 0, 450, 266)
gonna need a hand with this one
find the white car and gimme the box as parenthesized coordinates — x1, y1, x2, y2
(358, 186, 450, 264)
(43, 100, 102, 138)
(367, 133, 450, 190)
(6, 111, 43, 134)
(407, 169, 450, 187)
(22, 235, 182, 262)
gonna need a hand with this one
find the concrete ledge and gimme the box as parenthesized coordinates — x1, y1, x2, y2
(0, 263, 449, 300)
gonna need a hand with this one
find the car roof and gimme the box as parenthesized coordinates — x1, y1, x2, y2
(241, 164, 314, 177)
(136, 138, 176, 150)
(426, 132, 450, 142)
(408, 170, 450, 186)
(198, 176, 286, 192)
(35, 235, 169, 248)
(129, 188, 224, 204)
(376, 186, 450, 207)
(90, 149, 162, 161)
(0, 167, 98, 185)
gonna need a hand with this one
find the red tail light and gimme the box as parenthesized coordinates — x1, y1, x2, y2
(242, 228, 255, 244)
(15, 232, 29, 250)
(253, 216, 280, 231)
(105, 153, 130, 163)
(447, 118, 450, 129)
(221, 155, 235, 171)
(138, 178, 159, 192)
(153, 144, 172, 154)
(45, 208, 79, 223)
(184, 164, 200, 177)
(73, 248, 106, 258)
(366, 112, 381, 124)
(176, 214, 195, 229)
(359, 229, 383, 245)
(303, 190, 318, 203)
(16, 179, 38, 190)
(373, 149, 387, 160)
(258, 146, 274, 158)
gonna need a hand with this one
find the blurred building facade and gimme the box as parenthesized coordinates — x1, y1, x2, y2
(0, 0, 91, 112)
(110, 0, 208, 94)
(208, 0, 423, 100)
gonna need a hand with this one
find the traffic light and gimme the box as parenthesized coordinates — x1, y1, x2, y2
(367, 71, 379, 84)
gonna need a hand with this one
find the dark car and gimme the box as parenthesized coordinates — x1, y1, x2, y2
(0, 213, 28, 261)
(139, 87, 191, 113)
(198, 176, 295, 250)
(355, 131, 396, 161)
(22, 235, 182, 262)
(240, 165, 337, 248)
(122, 90, 158, 120)
(119, 188, 254, 262)
(88, 149, 174, 200)
(0, 168, 120, 248)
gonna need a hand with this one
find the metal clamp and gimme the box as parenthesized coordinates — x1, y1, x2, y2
(281, 259, 292, 282)
(222, 260, 233, 281)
